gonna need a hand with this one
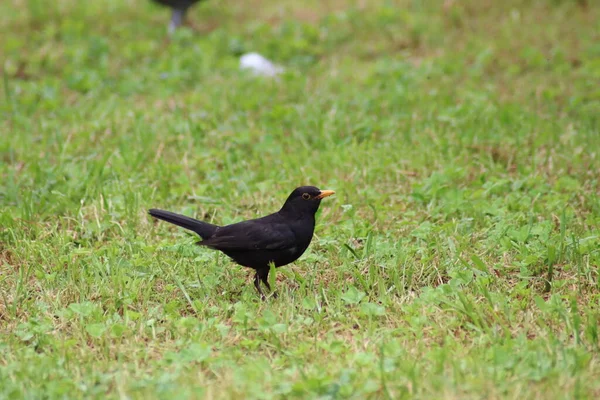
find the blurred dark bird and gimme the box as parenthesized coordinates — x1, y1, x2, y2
(149, 186, 335, 299)
(152, 0, 203, 34)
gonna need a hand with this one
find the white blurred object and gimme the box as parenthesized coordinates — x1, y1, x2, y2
(240, 53, 284, 77)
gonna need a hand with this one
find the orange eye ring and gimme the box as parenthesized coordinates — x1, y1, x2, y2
(302, 193, 311, 200)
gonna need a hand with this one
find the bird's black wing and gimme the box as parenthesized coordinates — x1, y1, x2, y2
(198, 219, 296, 252)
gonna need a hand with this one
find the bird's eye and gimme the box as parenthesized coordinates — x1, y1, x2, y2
(302, 193, 311, 200)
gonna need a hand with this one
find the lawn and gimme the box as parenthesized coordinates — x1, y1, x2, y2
(1, 0, 599, 398)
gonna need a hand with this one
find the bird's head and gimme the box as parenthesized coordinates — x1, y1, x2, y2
(280, 186, 335, 216)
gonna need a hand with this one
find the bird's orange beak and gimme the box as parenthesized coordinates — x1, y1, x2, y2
(316, 190, 335, 199)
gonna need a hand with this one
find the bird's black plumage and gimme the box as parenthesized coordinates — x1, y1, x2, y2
(151, 0, 203, 33)
(149, 186, 335, 298)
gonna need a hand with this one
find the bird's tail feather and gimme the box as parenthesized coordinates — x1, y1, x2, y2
(148, 209, 218, 239)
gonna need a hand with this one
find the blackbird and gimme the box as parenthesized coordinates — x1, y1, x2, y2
(151, 0, 203, 34)
(149, 186, 335, 298)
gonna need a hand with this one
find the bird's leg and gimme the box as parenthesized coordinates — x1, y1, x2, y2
(259, 269, 278, 299)
(254, 272, 266, 300)
(168, 8, 186, 34)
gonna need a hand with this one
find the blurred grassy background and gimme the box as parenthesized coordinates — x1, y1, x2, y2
(1, 0, 599, 398)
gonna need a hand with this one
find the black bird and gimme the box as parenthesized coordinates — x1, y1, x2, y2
(149, 186, 335, 298)
(151, 0, 203, 34)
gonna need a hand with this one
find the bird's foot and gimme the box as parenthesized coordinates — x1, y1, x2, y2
(258, 291, 278, 301)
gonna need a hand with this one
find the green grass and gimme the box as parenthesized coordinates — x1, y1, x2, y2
(1, 0, 600, 398)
